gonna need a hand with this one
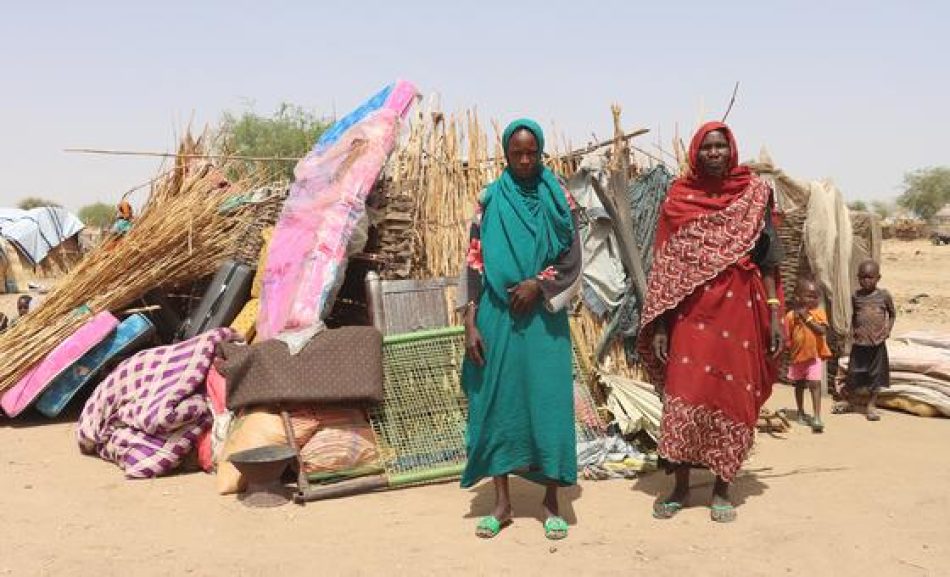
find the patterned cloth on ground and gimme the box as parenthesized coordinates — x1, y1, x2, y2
(76, 328, 234, 479)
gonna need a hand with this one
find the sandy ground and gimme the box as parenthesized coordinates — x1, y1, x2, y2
(881, 240, 950, 334)
(1, 240, 949, 576)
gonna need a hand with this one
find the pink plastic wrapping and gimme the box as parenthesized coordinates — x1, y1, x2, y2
(256, 80, 416, 342)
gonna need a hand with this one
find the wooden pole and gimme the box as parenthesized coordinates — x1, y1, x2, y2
(722, 81, 740, 122)
(64, 148, 300, 163)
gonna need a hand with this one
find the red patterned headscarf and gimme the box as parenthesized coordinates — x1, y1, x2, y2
(661, 122, 752, 233)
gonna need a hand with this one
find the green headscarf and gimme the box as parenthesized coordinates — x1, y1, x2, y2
(502, 117, 547, 154)
(479, 119, 574, 298)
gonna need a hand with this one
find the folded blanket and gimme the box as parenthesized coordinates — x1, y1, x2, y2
(77, 328, 234, 478)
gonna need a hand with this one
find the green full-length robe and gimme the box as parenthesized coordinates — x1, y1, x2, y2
(460, 119, 579, 488)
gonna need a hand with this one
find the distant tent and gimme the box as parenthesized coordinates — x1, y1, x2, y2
(0, 206, 84, 293)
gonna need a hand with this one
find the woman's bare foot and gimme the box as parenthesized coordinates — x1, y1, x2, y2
(654, 464, 691, 519)
(476, 475, 514, 538)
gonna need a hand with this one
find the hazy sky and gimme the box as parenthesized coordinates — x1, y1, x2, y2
(1, 1, 946, 212)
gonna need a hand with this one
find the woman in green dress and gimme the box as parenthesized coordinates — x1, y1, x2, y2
(459, 118, 582, 540)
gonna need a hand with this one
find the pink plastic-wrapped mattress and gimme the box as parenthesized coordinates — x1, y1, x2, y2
(2, 311, 119, 417)
(257, 80, 417, 344)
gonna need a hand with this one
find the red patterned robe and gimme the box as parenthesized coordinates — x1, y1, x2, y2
(638, 122, 782, 482)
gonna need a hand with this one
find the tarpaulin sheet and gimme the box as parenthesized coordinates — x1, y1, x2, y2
(0, 207, 83, 265)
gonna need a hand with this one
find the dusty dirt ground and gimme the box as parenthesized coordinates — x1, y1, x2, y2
(1, 240, 949, 577)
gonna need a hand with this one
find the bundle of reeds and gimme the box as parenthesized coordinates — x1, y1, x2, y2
(0, 136, 263, 395)
(387, 107, 590, 281)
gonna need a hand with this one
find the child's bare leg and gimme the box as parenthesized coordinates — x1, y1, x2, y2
(867, 390, 881, 421)
(807, 380, 824, 432)
(794, 382, 807, 423)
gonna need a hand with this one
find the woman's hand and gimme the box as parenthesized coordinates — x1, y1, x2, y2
(769, 311, 784, 359)
(652, 323, 669, 364)
(463, 302, 484, 367)
(463, 303, 485, 366)
(508, 279, 541, 316)
(465, 324, 486, 366)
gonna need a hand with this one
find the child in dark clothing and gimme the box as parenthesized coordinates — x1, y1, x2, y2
(845, 260, 896, 421)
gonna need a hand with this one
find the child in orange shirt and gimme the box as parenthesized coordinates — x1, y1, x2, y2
(785, 279, 832, 433)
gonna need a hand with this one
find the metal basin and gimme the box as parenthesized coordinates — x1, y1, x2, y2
(228, 445, 297, 508)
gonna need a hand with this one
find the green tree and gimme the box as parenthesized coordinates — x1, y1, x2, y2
(17, 197, 62, 210)
(79, 202, 116, 229)
(847, 200, 868, 212)
(898, 166, 950, 221)
(870, 199, 894, 219)
(215, 103, 331, 181)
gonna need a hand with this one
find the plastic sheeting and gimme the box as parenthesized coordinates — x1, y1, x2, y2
(256, 80, 417, 348)
(0, 207, 83, 265)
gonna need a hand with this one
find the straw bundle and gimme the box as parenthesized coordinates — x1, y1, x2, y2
(387, 106, 586, 281)
(571, 306, 641, 379)
(0, 137, 263, 394)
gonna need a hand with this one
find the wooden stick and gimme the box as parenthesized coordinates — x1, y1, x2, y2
(552, 128, 650, 160)
(118, 305, 161, 315)
(65, 148, 300, 163)
(631, 144, 673, 166)
(722, 81, 740, 122)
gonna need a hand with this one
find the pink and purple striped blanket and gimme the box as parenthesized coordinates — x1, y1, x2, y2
(76, 328, 234, 479)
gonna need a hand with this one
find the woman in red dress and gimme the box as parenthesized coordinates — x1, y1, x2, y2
(638, 122, 784, 523)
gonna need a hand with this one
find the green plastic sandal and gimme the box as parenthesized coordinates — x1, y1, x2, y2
(710, 504, 737, 523)
(544, 516, 569, 540)
(653, 501, 684, 519)
(475, 515, 509, 538)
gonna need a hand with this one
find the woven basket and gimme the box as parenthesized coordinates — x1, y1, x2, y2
(231, 184, 290, 266)
(776, 208, 810, 382)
